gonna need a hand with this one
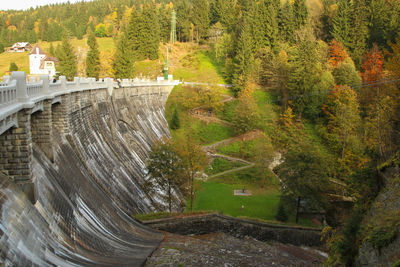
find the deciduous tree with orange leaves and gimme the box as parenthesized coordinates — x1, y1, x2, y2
(360, 44, 396, 158)
(329, 39, 349, 67)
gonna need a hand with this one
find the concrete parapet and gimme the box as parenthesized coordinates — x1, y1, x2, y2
(143, 213, 324, 247)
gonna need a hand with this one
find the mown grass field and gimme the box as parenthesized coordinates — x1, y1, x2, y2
(171, 49, 225, 84)
(190, 181, 281, 220)
(0, 37, 117, 77)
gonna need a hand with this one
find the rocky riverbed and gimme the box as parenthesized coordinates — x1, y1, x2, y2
(147, 232, 327, 266)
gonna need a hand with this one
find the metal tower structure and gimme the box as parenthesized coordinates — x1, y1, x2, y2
(170, 9, 176, 44)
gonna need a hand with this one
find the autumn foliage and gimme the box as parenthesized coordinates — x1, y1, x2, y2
(329, 39, 349, 67)
(361, 44, 384, 84)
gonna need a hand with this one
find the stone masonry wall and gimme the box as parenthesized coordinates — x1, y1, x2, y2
(143, 213, 324, 247)
(31, 100, 53, 161)
(52, 95, 71, 136)
(0, 108, 35, 203)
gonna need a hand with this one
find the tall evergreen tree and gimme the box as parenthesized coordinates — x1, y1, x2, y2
(349, 0, 369, 68)
(86, 30, 100, 79)
(170, 108, 180, 130)
(113, 30, 134, 79)
(288, 28, 331, 119)
(56, 33, 77, 80)
(278, 1, 296, 43)
(176, 0, 192, 42)
(214, 0, 239, 33)
(231, 18, 253, 95)
(191, 0, 210, 41)
(141, 3, 160, 60)
(248, 0, 278, 51)
(49, 43, 55, 57)
(127, 5, 160, 61)
(331, 0, 352, 50)
(293, 0, 308, 29)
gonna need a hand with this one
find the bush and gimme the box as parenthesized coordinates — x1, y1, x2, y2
(369, 228, 398, 251)
(9, 62, 18, 71)
(170, 108, 180, 130)
(275, 202, 288, 222)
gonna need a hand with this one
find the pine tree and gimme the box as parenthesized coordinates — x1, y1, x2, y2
(349, 0, 369, 68)
(278, 1, 296, 43)
(287, 28, 321, 118)
(231, 18, 254, 95)
(170, 108, 180, 130)
(215, 0, 239, 33)
(293, 0, 308, 29)
(275, 201, 288, 222)
(56, 34, 77, 80)
(176, 0, 192, 42)
(49, 43, 55, 57)
(113, 31, 134, 79)
(191, 0, 210, 41)
(86, 30, 100, 79)
(249, 0, 278, 51)
(331, 0, 352, 50)
(141, 3, 160, 60)
(127, 5, 160, 61)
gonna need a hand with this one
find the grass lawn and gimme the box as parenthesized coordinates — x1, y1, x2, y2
(166, 85, 235, 145)
(171, 116, 235, 145)
(205, 158, 247, 175)
(0, 51, 29, 77)
(189, 181, 280, 221)
(134, 60, 163, 79)
(216, 138, 262, 160)
(0, 37, 117, 77)
(216, 99, 238, 122)
(173, 50, 225, 84)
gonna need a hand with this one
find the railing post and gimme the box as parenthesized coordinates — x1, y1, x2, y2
(2, 75, 11, 84)
(12, 71, 28, 102)
(106, 78, 114, 96)
(40, 75, 50, 95)
(59, 76, 67, 92)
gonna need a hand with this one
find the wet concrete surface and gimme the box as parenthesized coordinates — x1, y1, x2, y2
(0, 87, 174, 266)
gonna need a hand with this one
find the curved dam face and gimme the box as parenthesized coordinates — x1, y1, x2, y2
(0, 84, 176, 266)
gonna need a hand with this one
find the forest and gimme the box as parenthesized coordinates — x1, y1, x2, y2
(1, 0, 400, 265)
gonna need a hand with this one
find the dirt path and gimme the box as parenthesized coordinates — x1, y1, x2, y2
(207, 163, 256, 179)
(191, 113, 233, 127)
(188, 93, 275, 181)
(202, 130, 264, 152)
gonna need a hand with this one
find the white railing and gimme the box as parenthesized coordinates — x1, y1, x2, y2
(0, 80, 17, 107)
(0, 71, 179, 135)
(27, 81, 44, 97)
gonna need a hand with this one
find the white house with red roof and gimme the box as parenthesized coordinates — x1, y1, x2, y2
(29, 45, 58, 77)
(8, 42, 32, 52)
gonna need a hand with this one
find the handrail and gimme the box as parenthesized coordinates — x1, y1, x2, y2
(0, 71, 179, 135)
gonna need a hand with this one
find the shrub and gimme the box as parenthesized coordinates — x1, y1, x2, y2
(275, 202, 288, 222)
(170, 108, 180, 130)
(9, 62, 18, 71)
(369, 228, 398, 251)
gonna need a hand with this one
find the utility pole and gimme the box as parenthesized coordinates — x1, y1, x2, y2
(171, 10, 176, 44)
(163, 46, 169, 80)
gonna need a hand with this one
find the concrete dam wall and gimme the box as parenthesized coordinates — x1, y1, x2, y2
(0, 73, 178, 266)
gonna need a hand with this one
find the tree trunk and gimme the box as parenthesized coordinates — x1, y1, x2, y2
(190, 173, 194, 212)
(168, 184, 172, 213)
(295, 196, 301, 223)
(376, 87, 383, 158)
